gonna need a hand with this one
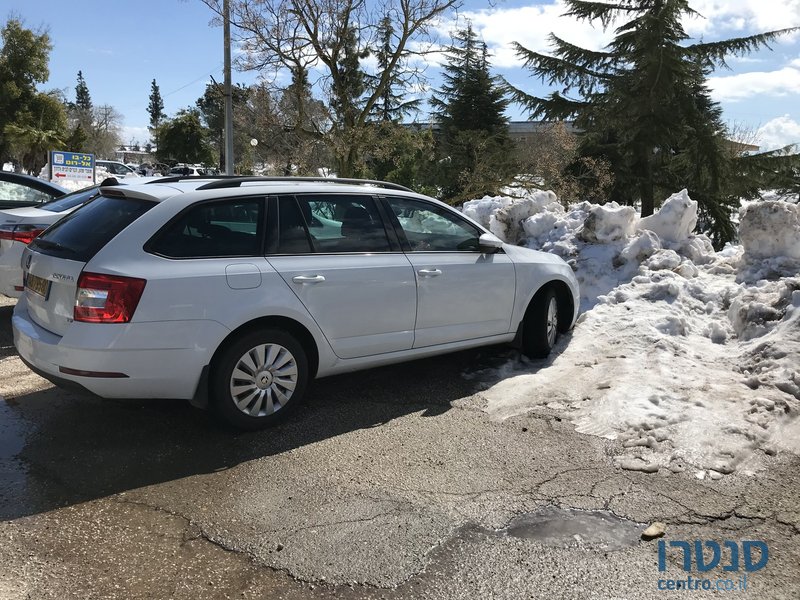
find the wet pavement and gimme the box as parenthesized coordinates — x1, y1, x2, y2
(0, 296, 798, 599)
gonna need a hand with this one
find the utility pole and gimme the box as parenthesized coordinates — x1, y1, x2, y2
(223, 0, 234, 175)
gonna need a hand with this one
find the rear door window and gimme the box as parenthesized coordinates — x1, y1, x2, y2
(29, 195, 156, 262)
(147, 198, 264, 258)
(275, 194, 391, 254)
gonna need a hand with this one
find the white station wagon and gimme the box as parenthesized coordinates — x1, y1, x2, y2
(13, 177, 579, 429)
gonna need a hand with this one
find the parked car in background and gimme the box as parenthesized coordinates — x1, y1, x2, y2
(137, 163, 170, 176)
(96, 160, 140, 179)
(168, 165, 215, 176)
(12, 176, 580, 430)
(0, 178, 155, 298)
(0, 172, 67, 210)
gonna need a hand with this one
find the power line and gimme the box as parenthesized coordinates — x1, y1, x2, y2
(164, 63, 224, 97)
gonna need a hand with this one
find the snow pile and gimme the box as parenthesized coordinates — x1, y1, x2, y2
(636, 190, 698, 243)
(462, 190, 800, 478)
(739, 200, 800, 261)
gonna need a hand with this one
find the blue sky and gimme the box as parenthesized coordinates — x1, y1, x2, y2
(9, 0, 800, 150)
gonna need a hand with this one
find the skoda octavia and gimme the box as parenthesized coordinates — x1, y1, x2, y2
(13, 177, 579, 429)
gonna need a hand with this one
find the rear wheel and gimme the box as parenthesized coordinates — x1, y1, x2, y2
(521, 287, 559, 359)
(212, 329, 308, 430)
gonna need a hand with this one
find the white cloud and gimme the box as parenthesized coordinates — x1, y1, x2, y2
(454, 2, 614, 69)
(757, 115, 800, 150)
(708, 66, 800, 101)
(684, 0, 800, 38)
(453, 0, 800, 71)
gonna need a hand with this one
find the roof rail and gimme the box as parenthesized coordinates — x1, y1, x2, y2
(194, 176, 413, 192)
(145, 175, 231, 184)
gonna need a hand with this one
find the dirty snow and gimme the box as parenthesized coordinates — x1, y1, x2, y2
(462, 190, 800, 479)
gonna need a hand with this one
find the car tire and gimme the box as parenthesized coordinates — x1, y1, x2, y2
(211, 329, 309, 430)
(521, 287, 559, 359)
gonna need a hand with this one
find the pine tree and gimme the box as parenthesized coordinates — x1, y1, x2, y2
(431, 25, 515, 201)
(148, 79, 165, 129)
(369, 16, 420, 123)
(511, 0, 799, 244)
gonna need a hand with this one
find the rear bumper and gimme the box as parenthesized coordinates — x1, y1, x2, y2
(12, 295, 229, 399)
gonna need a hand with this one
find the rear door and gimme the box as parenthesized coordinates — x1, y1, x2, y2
(22, 194, 155, 335)
(267, 194, 417, 359)
(383, 196, 516, 348)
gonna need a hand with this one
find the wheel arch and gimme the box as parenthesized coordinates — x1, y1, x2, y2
(517, 279, 576, 339)
(210, 316, 320, 381)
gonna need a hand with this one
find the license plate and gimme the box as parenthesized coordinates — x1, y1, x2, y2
(25, 272, 51, 300)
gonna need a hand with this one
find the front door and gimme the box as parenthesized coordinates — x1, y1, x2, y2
(268, 194, 417, 359)
(383, 196, 516, 348)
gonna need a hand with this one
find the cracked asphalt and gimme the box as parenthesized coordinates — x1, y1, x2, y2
(1, 296, 798, 599)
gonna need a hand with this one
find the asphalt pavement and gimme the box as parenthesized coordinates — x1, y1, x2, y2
(0, 296, 798, 599)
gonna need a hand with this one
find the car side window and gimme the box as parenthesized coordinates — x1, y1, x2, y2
(276, 194, 391, 254)
(386, 197, 482, 252)
(0, 181, 55, 204)
(148, 199, 263, 258)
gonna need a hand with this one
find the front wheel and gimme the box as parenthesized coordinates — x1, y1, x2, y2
(521, 288, 559, 359)
(211, 329, 309, 430)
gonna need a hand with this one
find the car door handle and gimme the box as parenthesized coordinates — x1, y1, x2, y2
(292, 275, 326, 284)
(417, 269, 442, 277)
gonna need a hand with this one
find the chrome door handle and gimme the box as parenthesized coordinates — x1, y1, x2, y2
(417, 269, 442, 277)
(292, 275, 326, 284)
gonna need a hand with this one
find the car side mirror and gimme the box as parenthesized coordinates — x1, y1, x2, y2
(478, 232, 503, 253)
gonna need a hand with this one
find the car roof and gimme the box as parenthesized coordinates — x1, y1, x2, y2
(0, 171, 69, 195)
(99, 176, 430, 204)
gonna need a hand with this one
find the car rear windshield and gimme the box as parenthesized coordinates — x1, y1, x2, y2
(29, 194, 155, 262)
(38, 186, 100, 213)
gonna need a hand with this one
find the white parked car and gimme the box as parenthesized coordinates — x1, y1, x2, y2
(96, 160, 140, 179)
(13, 177, 579, 429)
(0, 178, 159, 298)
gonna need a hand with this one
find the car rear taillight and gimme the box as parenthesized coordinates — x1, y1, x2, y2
(74, 272, 147, 323)
(0, 224, 48, 245)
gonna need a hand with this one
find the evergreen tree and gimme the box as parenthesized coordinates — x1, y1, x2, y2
(65, 123, 87, 152)
(74, 71, 92, 113)
(196, 82, 250, 170)
(276, 65, 327, 175)
(369, 16, 420, 123)
(0, 18, 52, 167)
(431, 25, 515, 201)
(511, 0, 799, 244)
(4, 91, 67, 173)
(330, 25, 370, 176)
(70, 70, 94, 141)
(155, 110, 214, 165)
(148, 79, 165, 129)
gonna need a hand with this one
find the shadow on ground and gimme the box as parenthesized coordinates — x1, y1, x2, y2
(0, 298, 571, 521)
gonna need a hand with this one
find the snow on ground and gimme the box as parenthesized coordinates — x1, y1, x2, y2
(462, 191, 800, 479)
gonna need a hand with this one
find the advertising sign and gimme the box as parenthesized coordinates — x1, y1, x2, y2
(49, 151, 95, 184)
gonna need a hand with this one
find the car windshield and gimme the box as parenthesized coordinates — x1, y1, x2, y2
(38, 186, 100, 213)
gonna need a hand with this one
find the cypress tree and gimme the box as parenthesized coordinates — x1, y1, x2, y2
(148, 79, 165, 129)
